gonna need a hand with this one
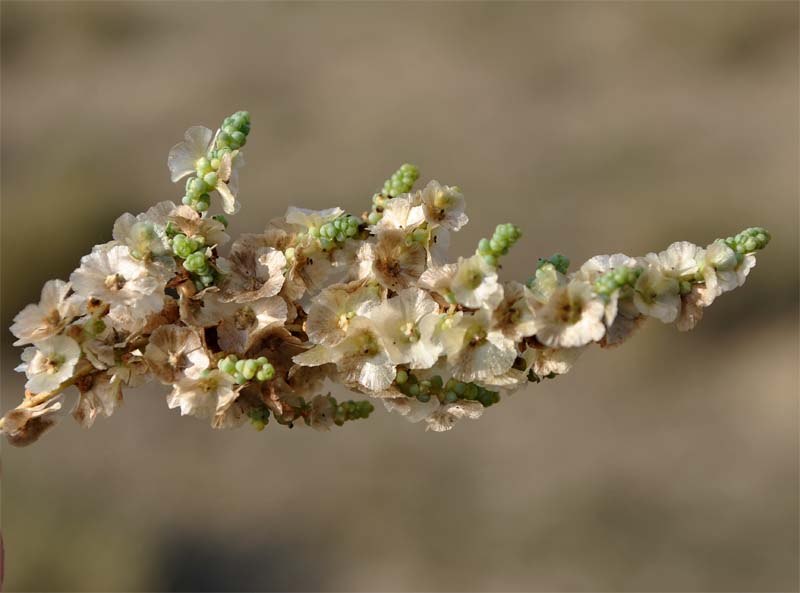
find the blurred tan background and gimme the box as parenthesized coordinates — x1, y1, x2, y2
(1, 2, 798, 591)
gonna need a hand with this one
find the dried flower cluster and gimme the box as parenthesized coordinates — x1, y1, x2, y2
(2, 111, 771, 446)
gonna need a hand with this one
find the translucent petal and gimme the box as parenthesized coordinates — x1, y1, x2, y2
(167, 126, 212, 182)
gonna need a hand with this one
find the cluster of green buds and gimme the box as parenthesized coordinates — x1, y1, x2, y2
(332, 398, 375, 426)
(722, 227, 771, 259)
(476, 223, 522, 267)
(383, 163, 420, 198)
(218, 354, 276, 384)
(171, 233, 206, 259)
(527, 254, 570, 292)
(594, 266, 642, 300)
(367, 163, 420, 225)
(537, 253, 570, 275)
(395, 369, 500, 407)
(247, 405, 271, 431)
(165, 224, 216, 289)
(182, 251, 214, 289)
(215, 110, 251, 152)
(182, 111, 251, 212)
(313, 214, 362, 250)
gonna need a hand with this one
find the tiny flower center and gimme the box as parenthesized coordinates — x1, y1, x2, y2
(337, 312, 354, 331)
(45, 309, 62, 326)
(400, 321, 420, 342)
(465, 325, 487, 347)
(234, 306, 257, 330)
(354, 332, 380, 357)
(104, 273, 126, 291)
(44, 354, 65, 374)
(467, 270, 483, 290)
(200, 377, 219, 393)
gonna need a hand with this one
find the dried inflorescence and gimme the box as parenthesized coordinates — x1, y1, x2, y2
(2, 111, 771, 445)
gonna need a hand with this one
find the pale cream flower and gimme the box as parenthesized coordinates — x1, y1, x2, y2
(16, 335, 82, 394)
(168, 126, 214, 182)
(631, 244, 703, 323)
(425, 400, 484, 432)
(534, 280, 606, 348)
(168, 204, 230, 247)
(112, 201, 176, 260)
(357, 230, 426, 292)
(144, 325, 210, 384)
(373, 195, 425, 233)
(382, 396, 440, 423)
(218, 235, 286, 303)
(1, 398, 63, 447)
(530, 346, 584, 377)
(442, 309, 517, 383)
(211, 383, 250, 429)
(217, 296, 288, 355)
(284, 238, 357, 304)
(577, 253, 639, 325)
(72, 372, 123, 428)
(491, 281, 538, 342)
(70, 243, 171, 330)
(418, 263, 458, 303)
(11, 279, 83, 346)
(658, 241, 704, 279)
(702, 241, 756, 303)
(577, 253, 638, 281)
(367, 288, 442, 369)
(450, 255, 504, 309)
(633, 255, 681, 323)
(167, 369, 240, 421)
(425, 226, 450, 267)
(285, 206, 344, 233)
(293, 317, 395, 393)
(167, 126, 243, 214)
(527, 263, 565, 304)
(305, 280, 382, 347)
(302, 394, 338, 432)
(178, 285, 229, 328)
(415, 180, 468, 232)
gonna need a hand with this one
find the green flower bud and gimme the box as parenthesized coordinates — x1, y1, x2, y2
(382, 163, 420, 198)
(537, 253, 570, 275)
(396, 369, 408, 385)
(429, 375, 443, 391)
(203, 172, 218, 187)
(464, 383, 479, 400)
(241, 359, 257, 380)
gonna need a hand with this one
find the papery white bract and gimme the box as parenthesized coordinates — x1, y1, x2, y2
(16, 335, 81, 394)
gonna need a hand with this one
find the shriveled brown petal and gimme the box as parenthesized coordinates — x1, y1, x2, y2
(72, 373, 123, 428)
(2, 399, 63, 447)
(219, 235, 286, 303)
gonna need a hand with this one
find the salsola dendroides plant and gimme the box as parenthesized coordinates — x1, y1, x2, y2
(2, 111, 771, 445)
